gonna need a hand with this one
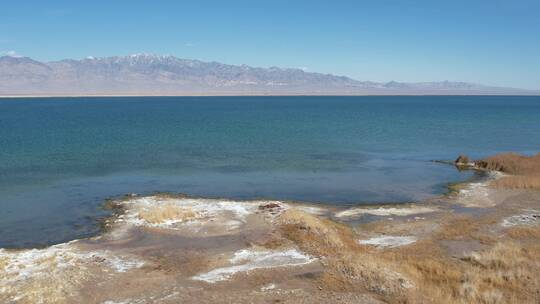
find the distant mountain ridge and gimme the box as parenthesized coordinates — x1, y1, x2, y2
(0, 54, 535, 96)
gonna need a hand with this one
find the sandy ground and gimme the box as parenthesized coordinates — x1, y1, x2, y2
(1, 170, 539, 303)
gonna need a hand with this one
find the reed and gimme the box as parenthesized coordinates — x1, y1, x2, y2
(475, 153, 540, 189)
(476, 153, 540, 175)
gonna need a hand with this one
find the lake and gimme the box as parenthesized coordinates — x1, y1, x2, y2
(1, 95, 539, 248)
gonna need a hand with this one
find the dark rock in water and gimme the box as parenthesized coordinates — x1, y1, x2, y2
(455, 155, 472, 165)
(454, 155, 476, 171)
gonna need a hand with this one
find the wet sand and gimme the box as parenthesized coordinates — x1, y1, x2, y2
(1, 170, 540, 303)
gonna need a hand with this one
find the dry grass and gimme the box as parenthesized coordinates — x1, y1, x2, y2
(277, 208, 540, 303)
(490, 175, 540, 189)
(278, 209, 349, 252)
(277, 209, 413, 300)
(0, 256, 8, 271)
(395, 216, 540, 303)
(397, 256, 463, 303)
(434, 215, 479, 240)
(385, 240, 540, 303)
(138, 204, 198, 224)
(476, 153, 540, 175)
(459, 242, 540, 303)
(432, 215, 496, 244)
(474, 153, 540, 189)
(504, 226, 540, 240)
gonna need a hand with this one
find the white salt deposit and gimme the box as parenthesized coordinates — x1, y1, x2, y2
(295, 206, 327, 215)
(119, 196, 286, 231)
(456, 171, 504, 207)
(192, 248, 316, 283)
(335, 206, 435, 218)
(359, 236, 417, 248)
(0, 242, 145, 304)
(457, 182, 491, 206)
(501, 210, 540, 227)
(0, 242, 144, 284)
(261, 283, 277, 291)
(105, 255, 145, 273)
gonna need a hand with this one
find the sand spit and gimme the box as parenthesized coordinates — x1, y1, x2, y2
(358, 236, 417, 248)
(192, 248, 316, 283)
(0, 196, 297, 303)
(455, 180, 492, 207)
(452, 171, 505, 207)
(111, 196, 289, 237)
(335, 205, 436, 218)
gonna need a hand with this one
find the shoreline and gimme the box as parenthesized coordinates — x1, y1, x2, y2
(0, 156, 474, 250)
(1, 157, 539, 303)
(0, 163, 496, 249)
(0, 164, 474, 251)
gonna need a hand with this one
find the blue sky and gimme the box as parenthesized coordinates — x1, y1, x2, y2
(1, 0, 539, 89)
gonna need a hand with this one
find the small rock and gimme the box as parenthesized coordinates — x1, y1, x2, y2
(455, 154, 470, 164)
(259, 203, 281, 210)
(455, 155, 475, 169)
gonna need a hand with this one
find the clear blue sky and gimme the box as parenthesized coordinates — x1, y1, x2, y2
(1, 0, 539, 89)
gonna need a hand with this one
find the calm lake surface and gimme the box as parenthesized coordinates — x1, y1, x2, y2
(1, 96, 539, 248)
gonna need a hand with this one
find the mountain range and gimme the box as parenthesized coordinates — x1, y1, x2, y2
(0, 54, 535, 96)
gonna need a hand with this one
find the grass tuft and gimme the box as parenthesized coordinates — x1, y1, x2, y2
(138, 204, 197, 224)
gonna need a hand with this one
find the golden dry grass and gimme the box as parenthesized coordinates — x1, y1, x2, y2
(138, 204, 197, 224)
(397, 257, 462, 303)
(278, 209, 349, 252)
(432, 215, 497, 244)
(490, 175, 540, 189)
(0, 256, 8, 271)
(460, 242, 540, 303)
(382, 240, 540, 303)
(475, 153, 540, 189)
(277, 209, 413, 300)
(476, 153, 540, 175)
(504, 226, 540, 240)
(434, 215, 478, 240)
(391, 214, 539, 303)
(277, 208, 540, 304)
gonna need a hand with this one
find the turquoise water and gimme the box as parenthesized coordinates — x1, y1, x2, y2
(1, 96, 539, 248)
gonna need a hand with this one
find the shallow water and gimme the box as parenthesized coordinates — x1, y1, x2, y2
(1, 95, 539, 248)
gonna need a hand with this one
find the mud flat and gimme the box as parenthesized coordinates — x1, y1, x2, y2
(2, 153, 540, 303)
